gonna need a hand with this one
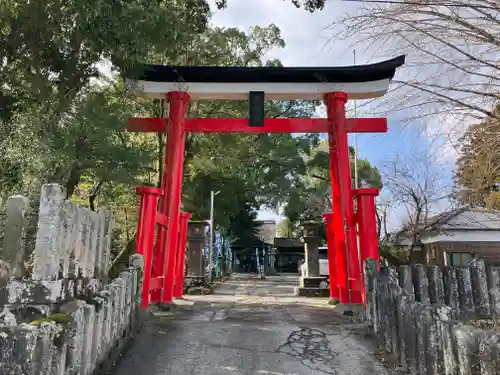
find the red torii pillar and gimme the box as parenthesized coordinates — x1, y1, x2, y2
(325, 93, 363, 304)
(135, 186, 162, 309)
(354, 188, 381, 269)
(148, 92, 191, 305)
(161, 92, 190, 304)
(353, 187, 380, 307)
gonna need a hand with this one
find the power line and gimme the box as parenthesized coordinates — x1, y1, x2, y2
(340, 0, 499, 10)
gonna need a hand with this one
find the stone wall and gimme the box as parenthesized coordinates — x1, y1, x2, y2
(0, 184, 146, 374)
(365, 258, 500, 374)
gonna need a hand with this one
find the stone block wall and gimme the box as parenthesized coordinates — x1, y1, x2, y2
(365, 258, 500, 374)
(0, 184, 146, 374)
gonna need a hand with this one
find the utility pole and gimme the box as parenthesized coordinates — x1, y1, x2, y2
(209, 190, 220, 282)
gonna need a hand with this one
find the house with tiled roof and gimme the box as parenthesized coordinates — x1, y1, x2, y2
(391, 208, 500, 266)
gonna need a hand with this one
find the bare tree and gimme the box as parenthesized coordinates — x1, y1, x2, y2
(375, 198, 391, 245)
(328, 0, 499, 125)
(382, 147, 452, 262)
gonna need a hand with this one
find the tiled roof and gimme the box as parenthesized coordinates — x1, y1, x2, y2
(274, 237, 303, 248)
(391, 208, 500, 245)
(439, 208, 500, 230)
(231, 236, 269, 247)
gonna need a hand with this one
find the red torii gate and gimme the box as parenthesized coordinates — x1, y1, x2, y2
(126, 56, 405, 308)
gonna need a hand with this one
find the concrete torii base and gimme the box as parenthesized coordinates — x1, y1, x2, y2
(295, 222, 331, 297)
(295, 276, 330, 297)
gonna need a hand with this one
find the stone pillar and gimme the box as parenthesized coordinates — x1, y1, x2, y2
(470, 258, 490, 317)
(297, 221, 328, 296)
(32, 184, 66, 281)
(186, 221, 207, 285)
(457, 266, 475, 319)
(1, 195, 30, 280)
(487, 266, 500, 316)
(302, 221, 320, 277)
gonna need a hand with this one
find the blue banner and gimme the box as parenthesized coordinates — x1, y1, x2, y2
(203, 223, 210, 257)
(214, 231, 222, 270)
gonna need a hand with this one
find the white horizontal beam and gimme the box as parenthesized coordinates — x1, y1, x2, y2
(125, 79, 392, 101)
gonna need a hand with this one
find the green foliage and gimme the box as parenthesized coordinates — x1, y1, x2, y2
(227, 204, 261, 243)
(1, 0, 209, 121)
(277, 218, 296, 237)
(50, 85, 156, 195)
(0, 0, 210, 255)
(0, 0, 208, 201)
(284, 140, 382, 223)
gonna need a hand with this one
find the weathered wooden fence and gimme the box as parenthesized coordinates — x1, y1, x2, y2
(365, 258, 500, 375)
(0, 184, 145, 374)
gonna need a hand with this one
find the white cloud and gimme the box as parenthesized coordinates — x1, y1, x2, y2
(257, 208, 285, 223)
(208, 0, 360, 66)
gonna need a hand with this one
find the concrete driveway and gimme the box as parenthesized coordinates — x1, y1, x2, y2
(112, 274, 387, 375)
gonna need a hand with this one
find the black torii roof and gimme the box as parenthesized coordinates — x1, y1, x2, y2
(126, 55, 406, 84)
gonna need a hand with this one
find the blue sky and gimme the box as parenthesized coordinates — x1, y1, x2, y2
(207, 0, 457, 228)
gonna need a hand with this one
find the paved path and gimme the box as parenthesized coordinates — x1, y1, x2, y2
(113, 274, 387, 375)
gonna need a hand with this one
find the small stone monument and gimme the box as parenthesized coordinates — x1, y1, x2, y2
(186, 221, 208, 287)
(296, 221, 329, 297)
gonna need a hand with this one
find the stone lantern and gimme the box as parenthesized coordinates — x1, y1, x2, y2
(186, 221, 209, 285)
(301, 221, 321, 240)
(297, 220, 328, 296)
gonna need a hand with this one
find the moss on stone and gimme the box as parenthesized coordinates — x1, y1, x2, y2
(29, 317, 50, 325)
(30, 312, 73, 326)
(30, 313, 74, 348)
(48, 313, 73, 325)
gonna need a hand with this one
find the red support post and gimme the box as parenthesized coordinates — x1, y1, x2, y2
(322, 212, 339, 300)
(173, 212, 192, 298)
(153, 168, 170, 274)
(353, 188, 380, 270)
(326, 128, 350, 303)
(325, 92, 363, 304)
(160, 91, 190, 304)
(135, 192, 146, 256)
(135, 186, 162, 309)
(151, 118, 174, 302)
(169, 114, 188, 300)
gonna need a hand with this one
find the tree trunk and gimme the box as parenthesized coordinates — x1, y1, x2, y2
(64, 163, 82, 199)
(89, 181, 104, 211)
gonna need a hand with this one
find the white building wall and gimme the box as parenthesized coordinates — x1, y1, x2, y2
(423, 230, 500, 243)
(400, 230, 500, 246)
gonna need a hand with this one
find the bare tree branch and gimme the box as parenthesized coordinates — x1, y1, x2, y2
(328, 0, 499, 124)
(382, 146, 452, 262)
